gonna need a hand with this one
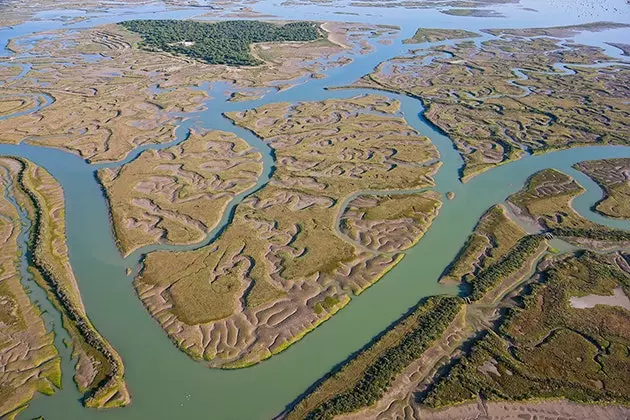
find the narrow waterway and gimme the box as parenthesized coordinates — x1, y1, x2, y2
(0, 1, 628, 419)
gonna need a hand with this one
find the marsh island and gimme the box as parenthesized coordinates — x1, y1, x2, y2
(0, 1, 629, 419)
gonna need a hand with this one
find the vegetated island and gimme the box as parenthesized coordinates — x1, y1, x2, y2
(440, 8, 504, 17)
(119, 19, 323, 66)
(346, 0, 515, 9)
(283, 167, 630, 419)
(339, 192, 442, 253)
(574, 158, 630, 220)
(0, 157, 129, 410)
(608, 42, 630, 56)
(0, 20, 387, 163)
(97, 129, 263, 256)
(129, 94, 441, 368)
(0, 158, 61, 419)
(349, 23, 630, 181)
(403, 28, 479, 44)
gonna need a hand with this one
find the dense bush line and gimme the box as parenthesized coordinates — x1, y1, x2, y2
(467, 234, 544, 301)
(551, 227, 630, 242)
(120, 19, 322, 66)
(15, 162, 123, 404)
(304, 296, 462, 419)
(423, 252, 630, 408)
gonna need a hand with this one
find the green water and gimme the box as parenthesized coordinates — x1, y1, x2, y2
(0, 1, 628, 419)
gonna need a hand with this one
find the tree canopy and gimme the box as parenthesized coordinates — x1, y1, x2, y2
(120, 19, 323, 66)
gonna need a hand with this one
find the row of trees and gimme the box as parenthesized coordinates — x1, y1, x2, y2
(467, 234, 544, 301)
(120, 19, 322, 66)
(16, 163, 123, 405)
(305, 296, 463, 419)
(551, 227, 630, 242)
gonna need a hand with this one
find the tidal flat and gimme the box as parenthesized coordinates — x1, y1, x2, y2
(286, 169, 630, 419)
(0, 0, 629, 418)
(0, 157, 128, 414)
(134, 94, 441, 368)
(0, 20, 391, 163)
(0, 158, 61, 419)
(351, 23, 630, 181)
(574, 158, 630, 220)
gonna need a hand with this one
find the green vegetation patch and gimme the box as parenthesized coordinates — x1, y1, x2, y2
(404, 28, 479, 44)
(422, 251, 630, 408)
(120, 19, 323, 66)
(467, 234, 545, 301)
(287, 296, 463, 420)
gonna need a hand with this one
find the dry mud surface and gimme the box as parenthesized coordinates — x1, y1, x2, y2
(98, 130, 263, 256)
(352, 24, 630, 180)
(415, 399, 630, 420)
(0, 158, 61, 419)
(340, 192, 442, 252)
(0, 21, 392, 163)
(0, 157, 129, 409)
(134, 94, 441, 367)
(287, 167, 630, 419)
(574, 158, 630, 219)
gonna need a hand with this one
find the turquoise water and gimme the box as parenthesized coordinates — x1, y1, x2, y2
(0, 1, 629, 419)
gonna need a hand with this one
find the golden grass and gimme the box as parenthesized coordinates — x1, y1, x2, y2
(135, 95, 440, 366)
(98, 130, 263, 255)
(356, 35, 629, 180)
(0, 158, 61, 417)
(574, 158, 630, 220)
(441, 204, 526, 284)
(10, 158, 129, 408)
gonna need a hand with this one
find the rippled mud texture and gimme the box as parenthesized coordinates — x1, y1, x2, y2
(0, 158, 61, 419)
(98, 130, 263, 256)
(286, 167, 630, 420)
(0, 21, 389, 163)
(134, 94, 441, 367)
(440, 205, 526, 285)
(574, 158, 630, 220)
(353, 24, 630, 181)
(507, 168, 630, 247)
(5, 158, 129, 408)
(340, 192, 442, 252)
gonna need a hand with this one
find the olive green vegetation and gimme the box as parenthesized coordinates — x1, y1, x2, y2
(119, 20, 323, 66)
(551, 227, 630, 242)
(288, 167, 630, 418)
(0, 159, 61, 419)
(574, 159, 630, 220)
(467, 234, 545, 301)
(507, 169, 630, 243)
(403, 28, 479, 44)
(422, 251, 630, 408)
(357, 36, 630, 181)
(286, 296, 463, 420)
(14, 159, 129, 408)
(441, 205, 527, 285)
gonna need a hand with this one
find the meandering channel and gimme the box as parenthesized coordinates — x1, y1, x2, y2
(0, 4, 628, 419)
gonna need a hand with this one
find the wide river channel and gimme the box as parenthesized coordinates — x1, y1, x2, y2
(1, 0, 629, 418)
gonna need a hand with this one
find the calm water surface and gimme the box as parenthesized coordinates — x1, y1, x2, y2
(0, 0, 629, 418)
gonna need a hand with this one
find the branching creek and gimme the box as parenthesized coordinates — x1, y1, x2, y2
(0, 2, 629, 419)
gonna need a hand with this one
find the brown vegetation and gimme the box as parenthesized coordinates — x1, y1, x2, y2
(574, 158, 630, 219)
(98, 130, 263, 255)
(134, 95, 440, 367)
(0, 158, 61, 419)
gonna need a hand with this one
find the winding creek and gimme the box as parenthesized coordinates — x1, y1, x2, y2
(0, 1, 629, 419)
